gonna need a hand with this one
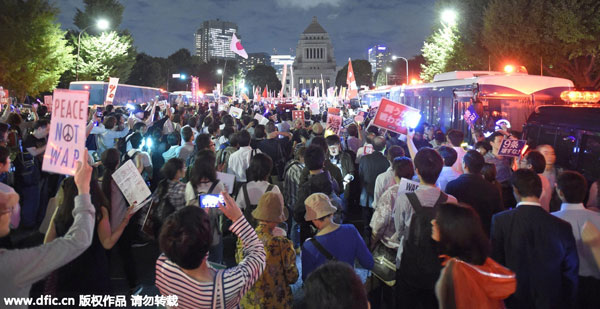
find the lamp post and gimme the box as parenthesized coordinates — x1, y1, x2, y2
(75, 19, 109, 81)
(441, 9, 457, 27)
(217, 69, 223, 94)
(392, 55, 409, 85)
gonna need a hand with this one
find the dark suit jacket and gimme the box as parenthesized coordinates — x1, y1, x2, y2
(445, 173, 504, 236)
(491, 205, 579, 309)
(358, 151, 390, 196)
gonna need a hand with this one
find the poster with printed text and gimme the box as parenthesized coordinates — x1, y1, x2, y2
(498, 139, 526, 157)
(372, 98, 421, 135)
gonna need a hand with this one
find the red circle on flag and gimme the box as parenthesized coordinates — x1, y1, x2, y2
(236, 42, 243, 50)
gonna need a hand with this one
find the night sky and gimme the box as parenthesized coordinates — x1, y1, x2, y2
(54, 0, 437, 66)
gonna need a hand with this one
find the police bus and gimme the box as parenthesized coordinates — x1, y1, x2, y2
(69, 81, 167, 106)
(360, 71, 574, 136)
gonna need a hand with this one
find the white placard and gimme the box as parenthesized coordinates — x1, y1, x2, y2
(229, 106, 243, 119)
(398, 177, 420, 194)
(105, 77, 119, 103)
(254, 114, 264, 122)
(112, 159, 152, 207)
(42, 89, 89, 176)
(310, 102, 320, 115)
(259, 117, 269, 125)
(216, 172, 235, 194)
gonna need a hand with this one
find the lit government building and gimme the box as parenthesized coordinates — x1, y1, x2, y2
(292, 17, 337, 94)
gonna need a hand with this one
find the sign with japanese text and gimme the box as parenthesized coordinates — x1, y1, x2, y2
(190, 76, 199, 105)
(326, 114, 342, 135)
(42, 89, 89, 176)
(327, 107, 341, 116)
(104, 77, 119, 103)
(498, 139, 527, 157)
(464, 105, 479, 127)
(292, 110, 304, 121)
(372, 98, 421, 135)
(112, 159, 152, 208)
(229, 106, 243, 119)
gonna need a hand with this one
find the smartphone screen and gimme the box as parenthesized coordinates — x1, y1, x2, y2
(96, 107, 103, 118)
(199, 194, 224, 208)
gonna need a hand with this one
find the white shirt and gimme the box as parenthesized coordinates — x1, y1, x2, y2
(436, 166, 461, 192)
(373, 167, 395, 209)
(235, 181, 283, 210)
(553, 203, 600, 279)
(452, 146, 466, 174)
(162, 146, 179, 162)
(539, 174, 552, 212)
(227, 146, 261, 182)
(355, 143, 373, 164)
(90, 124, 129, 153)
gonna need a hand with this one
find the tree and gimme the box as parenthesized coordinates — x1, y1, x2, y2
(335, 60, 372, 87)
(0, 0, 74, 99)
(246, 64, 282, 93)
(127, 53, 165, 88)
(420, 24, 459, 82)
(483, 0, 600, 88)
(374, 71, 386, 87)
(74, 0, 124, 34)
(74, 31, 136, 81)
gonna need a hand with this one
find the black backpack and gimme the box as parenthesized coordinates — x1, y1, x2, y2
(141, 181, 176, 240)
(121, 150, 140, 164)
(397, 191, 448, 290)
(241, 183, 274, 227)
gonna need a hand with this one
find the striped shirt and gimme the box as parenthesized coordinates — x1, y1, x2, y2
(155, 217, 266, 309)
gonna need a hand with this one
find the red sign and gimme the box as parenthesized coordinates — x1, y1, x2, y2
(292, 110, 304, 121)
(0, 89, 8, 105)
(105, 77, 119, 103)
(326, 114, 342, 135)
(372, 98, 421, 135)
(327, 107, 341, 116)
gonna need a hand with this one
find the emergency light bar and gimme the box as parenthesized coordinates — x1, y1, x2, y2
(560, 91, 600, 103)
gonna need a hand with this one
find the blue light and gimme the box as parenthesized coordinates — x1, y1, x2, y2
(368, 48, 373, 53)
(126, 103, 135, 110)
(145, 137, 153, 148)
(405, 111, 421, 129)
(180, 74, 186, 80)
(377, 46, 387, 50)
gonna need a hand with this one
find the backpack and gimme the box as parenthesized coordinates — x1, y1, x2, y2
(242, 183, 274, 227)
(397, 191, 448, 290)
(121, 150, 140, 164)
(194, 181, 223, 246)
(142, 182, 176, 240)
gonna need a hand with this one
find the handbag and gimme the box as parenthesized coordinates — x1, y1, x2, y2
(371, 243, 397, 286)
(212, 269, 226, 309)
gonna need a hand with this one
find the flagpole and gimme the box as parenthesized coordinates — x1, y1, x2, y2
(221, 59, 228, 96)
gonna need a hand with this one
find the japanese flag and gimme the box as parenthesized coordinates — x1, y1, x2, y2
(230, 33, 248, 59)
(346, 58, 358, 99)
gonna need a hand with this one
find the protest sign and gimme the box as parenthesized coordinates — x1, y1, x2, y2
(254, 113, 265, 123)
(105, 77, 119, 103)
(371, 98, 421, 135)
(259, 117, 269, 125)
(464, 104, 479, 127)
(398, 177, 420, 194)
(326, 114, 342, 135)
(364, 144, 373, 155)
(44, 95, 53, 110)
(229, 106, 243, 119)
(292, 110, 304, 121)
(0, 88, 8, 105)
(327, 107, 341, 116)
(498, 139, 527, 157)
(310, 102, 320, 115)
(112, 159, 152, 209)
(217, 172, 236, 194)
(42, 89, 89, 176)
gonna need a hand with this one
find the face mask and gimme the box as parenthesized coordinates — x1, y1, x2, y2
(329, 145, 339, 156)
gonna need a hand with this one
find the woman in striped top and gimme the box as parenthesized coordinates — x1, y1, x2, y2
(155, 191, 266, 309)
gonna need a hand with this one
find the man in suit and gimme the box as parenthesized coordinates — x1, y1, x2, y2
(445, 150, 503, 236)
(491, 169, 579, 309)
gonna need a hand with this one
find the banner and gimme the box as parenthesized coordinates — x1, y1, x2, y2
(326, 114, 342, 135)
(310, 102, 320, 115)
(372, 98, 421, 135)
(327, 107, 341, 116)
(42, 89, 89, 176)
(346, 58, 358, 99)
(190, 76, 199, 104)
(280, 64, 287, 98)
(105, 77, 119, 103)
(292, 110, 304, 121)
(498, 139, 527, 157)
(229, 106, 243, 119)
(44, 95, 53, 110)
(464, 104, 479, 127)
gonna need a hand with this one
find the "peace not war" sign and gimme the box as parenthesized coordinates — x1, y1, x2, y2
(42, 89, 89, 176)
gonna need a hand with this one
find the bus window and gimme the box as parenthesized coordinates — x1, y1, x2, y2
(500, 98, 534, 133)
(554, 129, 578, 170)
(440, 97, 453, 132)
(431, 96, 440, 127)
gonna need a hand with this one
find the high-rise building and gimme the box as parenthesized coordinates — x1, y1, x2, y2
(195, 19, 239, 62)
(292, 17, 337, 94)
(368, 45, 391, 74)
(238, 52, 271, 74)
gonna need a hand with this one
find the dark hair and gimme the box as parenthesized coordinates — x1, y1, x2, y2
(238, 130, 251, 147)
(325, 135, 341, 146)
(524, 150, 546, 174)
(366, 125, 379, 135)
(221, 126, 234, 140)
(295, 146, 307, 161)
(0, 146, 10, 165)
(265, 122, 277, 134)
(304, 145, 325, 171)
(103, 116, 117, 130)
(159, 206, 212, 270)
(0, 123, 10, 142)
(346, 124, 358, 138)
(54, 176, 107, 237)
(414, 148, 444, 184)
(181, 126, 194, 143)
(246, 153, 273, 182)
(190, 150, 218, 186)
(194, 133, 212, 151)
(228, 132, 239, 147)
(475, 141, 492, 152)
(101, 148, 121, 206)
(393, 157, 415, 180)
(133, 121, 146, 132)
(7, 113, 22, 127)
(511, 168, 542, 198)
(481, 163, 497, 183)
(557, 171, 587, 204)
(167, 132, 181, 146)
(129, 132, 143, 149)
(254, 125, 266, 139)
(187, 116, 198, 128)
(203, 116, 213, 127)
(438, 146, 457, 167)
(488, 131, 504, 144)
(310, 136, 328, 154)
(436, 203, 490, 265)
(304, 261, 369, 309)
(463, 150, 485, 174)
(434, 130, 446, 144)
(161, 158, 184, 181)
(386, 145, 405, 161)
(372, 136, 386, 152)
(446, 130, 464, 147)
(208, 122, 220, 135)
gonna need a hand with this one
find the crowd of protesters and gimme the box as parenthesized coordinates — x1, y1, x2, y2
(0, 96, 599, 309)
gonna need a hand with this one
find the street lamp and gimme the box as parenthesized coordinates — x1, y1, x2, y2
(392, 55, 409, 85)
(217, 69, 224, 95)
(441, 9, 457, 26)
(75, 19, 110, 81)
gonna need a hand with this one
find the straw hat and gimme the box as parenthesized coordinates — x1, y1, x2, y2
(304, 193, 337, 221)
(251, 192, 288, 223)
